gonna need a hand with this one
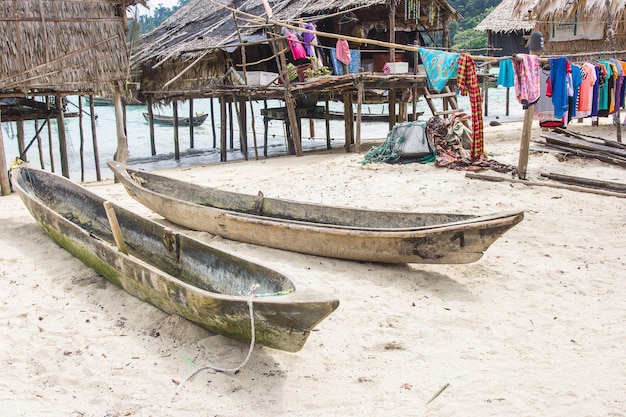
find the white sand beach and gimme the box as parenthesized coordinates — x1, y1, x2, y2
(1, 118, 625, 416)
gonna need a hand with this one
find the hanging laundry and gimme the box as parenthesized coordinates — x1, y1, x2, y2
(285, 30, 306, 60)
(302, 23, 318, 57)
(456, 53, 484, 161)
(548, 57, 570, 120)
(335, 39, 351, 66)
(418, 48, 460, 93)
(512, 53, 540, 108)
(497, 59, 515, 88)
(577, 62, 597, 118)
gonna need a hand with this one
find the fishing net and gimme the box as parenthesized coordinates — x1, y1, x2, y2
(361, 120, 436, 165)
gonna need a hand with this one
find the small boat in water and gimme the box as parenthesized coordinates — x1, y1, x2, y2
(11, 163, 339, 352)
(108, 161, 524, 264)
(143, 112, 208, 127)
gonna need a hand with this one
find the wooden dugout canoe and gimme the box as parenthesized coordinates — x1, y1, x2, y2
(142, 112, 208, 127)
(108, 161, 524, 264)
(11, 164, 339, 352)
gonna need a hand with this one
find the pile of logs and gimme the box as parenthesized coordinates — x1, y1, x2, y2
(536, 127, 626, 167)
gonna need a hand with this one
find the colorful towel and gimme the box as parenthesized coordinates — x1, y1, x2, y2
(329, 48, 361, 75)
(456, 53, 484, 161)
(418, 48, 460, 93)
(497, 59, 515, 88)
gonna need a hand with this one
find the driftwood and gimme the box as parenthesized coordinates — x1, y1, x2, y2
(540, 172, 626, 193)
(466, 172, 626, 198)
(537, 131, 626, 167)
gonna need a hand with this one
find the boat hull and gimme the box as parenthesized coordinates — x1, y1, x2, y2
(142, 112, 208, 126)
(11, 165, 339, 352)
(108, 161, 524, 264)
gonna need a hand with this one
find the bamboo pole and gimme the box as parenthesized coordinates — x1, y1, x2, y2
(355, 82, 364, 153)
(210, 97, 217, 148)
(343, 92, 354, 152)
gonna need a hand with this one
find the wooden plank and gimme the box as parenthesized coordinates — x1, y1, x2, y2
(103, 201, 128, 254)
(466, 172, 626, 198)
(541, 172, 626, 193)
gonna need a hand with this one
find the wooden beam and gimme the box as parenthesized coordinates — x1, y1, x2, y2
(0, 111, 10, 196)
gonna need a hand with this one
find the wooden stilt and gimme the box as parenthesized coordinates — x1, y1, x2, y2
(112, 85, 129, 166)
(17, 120, 25, 160)
(173, 100, 180, 160)
(343, 92, 354, 152)
(56, 94, 70, 178)
(325, 100, 331, 149)
(47, 96, 55, 173)
(210, 97, 217, 148)
(388, 89, 397, 131)
(517, 103, 534, 179)
(220, 96, 227, 162)
(0, 111, 10, 196)
(89, 94, 101, 181)
(355, 82, 364, 153)
(147, 96, 156, 155)
(78, 96, 85, 182)
(228, 100, 234, 149)
(34, 119, 45, 169)
(189, 99, 195, 149)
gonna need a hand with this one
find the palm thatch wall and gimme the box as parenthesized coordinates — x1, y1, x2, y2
(0, 0, 145, 95)
(513, 0, 626, 54)
(134, 0, 461, 101)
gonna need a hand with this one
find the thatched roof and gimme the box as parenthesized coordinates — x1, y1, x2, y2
(512, 0, 626, 53)
(475, 0, 535, 33)
(0, 1, 146, 95)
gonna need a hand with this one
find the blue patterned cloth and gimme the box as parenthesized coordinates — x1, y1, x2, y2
(329, 48, 361, 75)
(418, 48, 460, 92)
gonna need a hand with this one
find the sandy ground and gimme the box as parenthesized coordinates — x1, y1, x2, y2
(1, 117, 625, 417)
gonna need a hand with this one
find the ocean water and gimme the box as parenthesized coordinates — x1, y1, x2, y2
(1, 87, 524, 182)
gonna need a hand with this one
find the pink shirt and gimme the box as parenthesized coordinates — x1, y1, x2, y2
(336, 39, 351, 65)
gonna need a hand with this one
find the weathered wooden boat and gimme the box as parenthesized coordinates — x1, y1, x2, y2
(11, 164, 339, 352)
(142, 112, 208, 127)
(108, 161, 524, 264)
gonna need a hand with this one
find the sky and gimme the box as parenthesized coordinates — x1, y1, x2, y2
(138, 0, 180, 15)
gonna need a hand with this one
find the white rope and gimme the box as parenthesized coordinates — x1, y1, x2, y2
(180, 285, 259, 383)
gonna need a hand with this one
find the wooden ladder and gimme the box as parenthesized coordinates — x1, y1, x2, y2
(421, 85, 464, 117)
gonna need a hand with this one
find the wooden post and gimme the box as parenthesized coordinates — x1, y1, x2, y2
(355, 82, 364, 153)
(517, 49, 539, 179)
(228, 100, 234, 149)
(274, 30, 302, 156)
(89, 94, 101, 181)
(34, 119, 45, 169)
(325, 100, 331, 149)
(46, 96, 55, 173)
(0, 111, 10, 196)
(506, 87, 510, 116)
(210, 97, 217, 148)
(16, 120, 25, 160)
(388, 89, 397, 130)
(237, 97, 248, 159)
(189, 99, 195, 149)
(78, 96, 86, 181)
(56, 94, 70, 178)
(388, 0, 397, 62)
(147, 96, 156, 155)
(220, 96, 227, 162)
(605, 0, 622, 142)
(112, 85, 129, 166)
(343, 92, 354, 152)
(173, 100, 180, 160)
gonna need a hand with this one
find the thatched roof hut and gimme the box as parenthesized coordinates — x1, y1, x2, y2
(512, 0, 626, 54)
(134, 0, 461, 101)
(0, 0, 146, 95)
(475, 0, 535, 56)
